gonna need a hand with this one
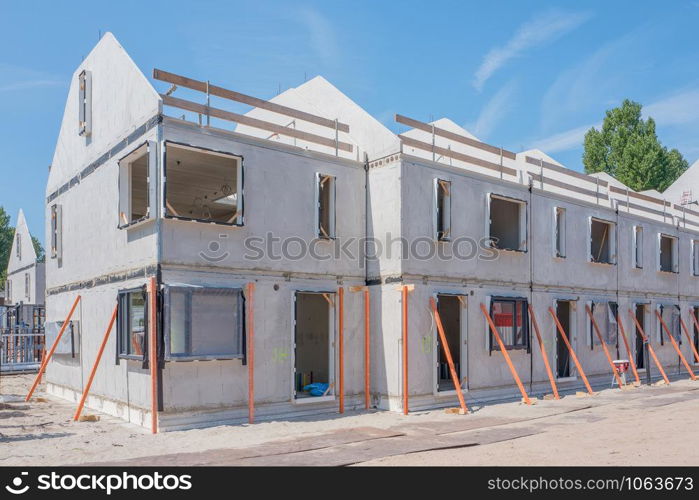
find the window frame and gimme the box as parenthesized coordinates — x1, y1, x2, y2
(486, 193, 528, 252)
(488, 296, 530, 351)
(434, 178, 452, 242)
(50, 204, 62, 259)
(16, 232, 21, 260)
(633, 225, 643, 269)
(588, 217, 616, 265)
(315, 173, 337, 239)
(78, 70, 92, 137)
(692, 239, 699, 277)
(554, 206, 566, 258)
(656, 303, 681, 345)
(163, 285, 245, 361)
(116, 287, 149, 361)
(118, 141, 158, 229)
(163, 141, 244, 227)
(657, 233, 679, 274)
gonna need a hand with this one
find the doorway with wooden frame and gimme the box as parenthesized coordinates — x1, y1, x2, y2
(293, 291, 335, 402)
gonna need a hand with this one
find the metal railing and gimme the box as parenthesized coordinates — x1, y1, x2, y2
(0, 328, 45, 373)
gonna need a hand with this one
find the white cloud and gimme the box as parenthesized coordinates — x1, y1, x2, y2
(299, 8, 339, 67)
(0, 62, 64, 93)
(0, 79, 63, 92)
(471, 80, 518, 139)
(473, 10, 591, 91)
(644, 89, 699, 126)
(539, 31, 639, 131)
(532, 123, 598, 153)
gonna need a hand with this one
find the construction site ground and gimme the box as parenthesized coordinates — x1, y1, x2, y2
(2, 373, 699, 466)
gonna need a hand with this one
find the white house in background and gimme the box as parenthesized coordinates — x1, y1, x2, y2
(664, 158, 699, 207)
(5, 209, 45, 307)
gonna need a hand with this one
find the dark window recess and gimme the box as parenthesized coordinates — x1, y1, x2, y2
(489, 297, 529, 351)
(590, 218, 614, 264)
(489, 196, 525, 251)
(435, 179, 451, 241)
(117, 288, 148, 360)
(165, 286, 244, 360)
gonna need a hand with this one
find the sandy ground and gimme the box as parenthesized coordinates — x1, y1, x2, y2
(2, 373, 699, 466)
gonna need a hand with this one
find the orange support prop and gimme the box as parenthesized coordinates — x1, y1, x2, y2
(655, 310, 696, 381)
(402, 285, 409, 415)
(616, 313, 640, 384)
(549, 307, 594, 395)
(430, 297, 468, 414)
(629, 310, 669, 385)
(73, 304, 118, 421)
(364, 288, 370, 410)
(26, 295, 81, 401)
(679, 316, 699, 364)
(481, 303, 531, 405)
(527, 304, 559, 400)
(338, 286, 344, 414)
(247, 282, 255, 424)
(148, 277, 158, 434)
(585, 305, 624, 389)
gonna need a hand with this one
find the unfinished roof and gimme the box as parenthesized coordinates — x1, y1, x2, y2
(235, 75, 399, 160)
(48, 32, 160, 194)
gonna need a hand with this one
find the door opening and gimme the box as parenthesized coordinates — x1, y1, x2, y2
(635, 304, 645, 370)
(436, 295, 463, 392)
(555, 300, 572, 378)
(294, 292, 333, 399)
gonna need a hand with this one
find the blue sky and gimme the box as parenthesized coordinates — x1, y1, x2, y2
(2, 1, 699, 244)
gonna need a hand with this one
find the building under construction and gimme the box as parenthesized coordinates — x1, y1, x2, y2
(40, 33, 699, 431)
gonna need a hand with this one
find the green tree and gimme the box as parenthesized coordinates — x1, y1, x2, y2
(0, 207, 15, 286)
(32, 236, 45, 263)
(583, 99, 688, 192)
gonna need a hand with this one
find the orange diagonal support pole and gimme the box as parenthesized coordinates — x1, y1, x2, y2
(402, 285, 409, 415)
(616, 313, 640, 384)
(585, 305, 624, 389)
(549, 307, 594, 395)
(149, 277, 158, 434)
(655, 310, 696, 381)
(73, 304, 118, 421)
(26, 295, 81, 401)
(247, 282, 255, 424)
(527, 304, 559, 400)
(338, 286, 345, 414)
(629, 310, 669, 385)
(679, 316, 699, 364)
(430, 297, 468, 414)
(481, 303, 531, 405)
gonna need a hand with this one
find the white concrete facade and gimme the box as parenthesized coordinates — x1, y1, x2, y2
(44, 33, 699, 430)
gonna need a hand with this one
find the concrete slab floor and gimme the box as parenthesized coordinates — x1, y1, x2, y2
(1, 374, 698, 466)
